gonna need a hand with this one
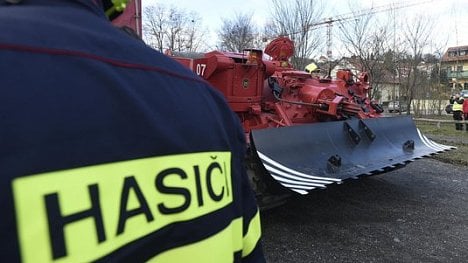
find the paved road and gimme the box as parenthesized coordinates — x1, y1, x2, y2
(261, 158, 468, 263)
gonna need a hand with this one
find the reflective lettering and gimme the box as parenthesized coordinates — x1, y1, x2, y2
(117, 176, 154, 235)
(207, 162, 224, 201)
(44, 184, 105, 259)
(193, 165, 204, 207)
(156, 168, 191, 214)
(13, 152, 233, 263)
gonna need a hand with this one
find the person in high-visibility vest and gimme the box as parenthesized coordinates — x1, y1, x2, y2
(305, 62, 322, 78)
(0, 1, 265, 262)
(450, 93, 464, 130)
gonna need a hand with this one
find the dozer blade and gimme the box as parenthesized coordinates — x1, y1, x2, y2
(250, 115, 455, 195)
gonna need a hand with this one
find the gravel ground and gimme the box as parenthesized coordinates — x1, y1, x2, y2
(260, 158, 468, 263)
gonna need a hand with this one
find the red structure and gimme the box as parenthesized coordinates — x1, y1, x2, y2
(169, 37, 453, 209)
(173, 37, 382, 135)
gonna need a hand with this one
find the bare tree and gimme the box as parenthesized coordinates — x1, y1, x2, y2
(165, 7, 184, 51)
(337, 5, 392, 100)
(143, 4, 207, 52)
(143, 5, 166, 51)
(267, 0, 324, 69)
(183, 13, 206, 52)
(399, 15, 434, 115)
(414, 47, 447, 116)
(218, 13, 257, 52)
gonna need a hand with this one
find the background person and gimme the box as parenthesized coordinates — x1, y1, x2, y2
(305, 62, 322, 78)
(0, 0, 264, 262)
(463, 94, 468, 131)
(450, 93, 464, 130)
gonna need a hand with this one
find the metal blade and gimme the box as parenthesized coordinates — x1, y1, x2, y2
(250, 116, 455, 195)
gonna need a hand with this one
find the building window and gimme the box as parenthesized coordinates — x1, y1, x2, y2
(457, 66, 463, 72)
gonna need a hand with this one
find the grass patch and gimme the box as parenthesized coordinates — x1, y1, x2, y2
(416, 121, 468, 137)
(414, 116, 468, 166)
(431, 142, 468, 166)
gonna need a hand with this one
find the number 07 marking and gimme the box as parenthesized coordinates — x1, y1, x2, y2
(196, 64, 207, 76)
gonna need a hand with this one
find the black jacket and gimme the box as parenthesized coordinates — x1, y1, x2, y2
(0, 1, 264, 262)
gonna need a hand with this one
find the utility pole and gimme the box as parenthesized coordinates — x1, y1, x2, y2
(326, 21, 333, 60)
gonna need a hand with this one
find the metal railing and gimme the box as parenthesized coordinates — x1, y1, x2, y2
(447, 71, 468, 79)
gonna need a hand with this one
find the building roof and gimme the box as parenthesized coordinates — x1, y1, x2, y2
(441, 45, 468, 63)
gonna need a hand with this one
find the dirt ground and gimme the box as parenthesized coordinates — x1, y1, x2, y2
(260, 158, 468, 263)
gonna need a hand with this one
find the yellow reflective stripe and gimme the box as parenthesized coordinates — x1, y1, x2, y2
(242, 209, 262, 257)
(305, 63, 317, 73)
(149, 209, 262, 262)
(13, 152, 232, 263)
(148, 217, 243, 263)
(453, 102, 463, 111)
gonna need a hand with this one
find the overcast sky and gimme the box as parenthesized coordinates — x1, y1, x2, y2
(143, 0, 468, 53)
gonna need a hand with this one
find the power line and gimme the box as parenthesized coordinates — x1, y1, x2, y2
(286, 0, 434, 60)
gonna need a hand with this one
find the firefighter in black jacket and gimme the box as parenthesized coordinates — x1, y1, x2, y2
(0, 0, 265, 262)
(450, 93, 464, 130)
